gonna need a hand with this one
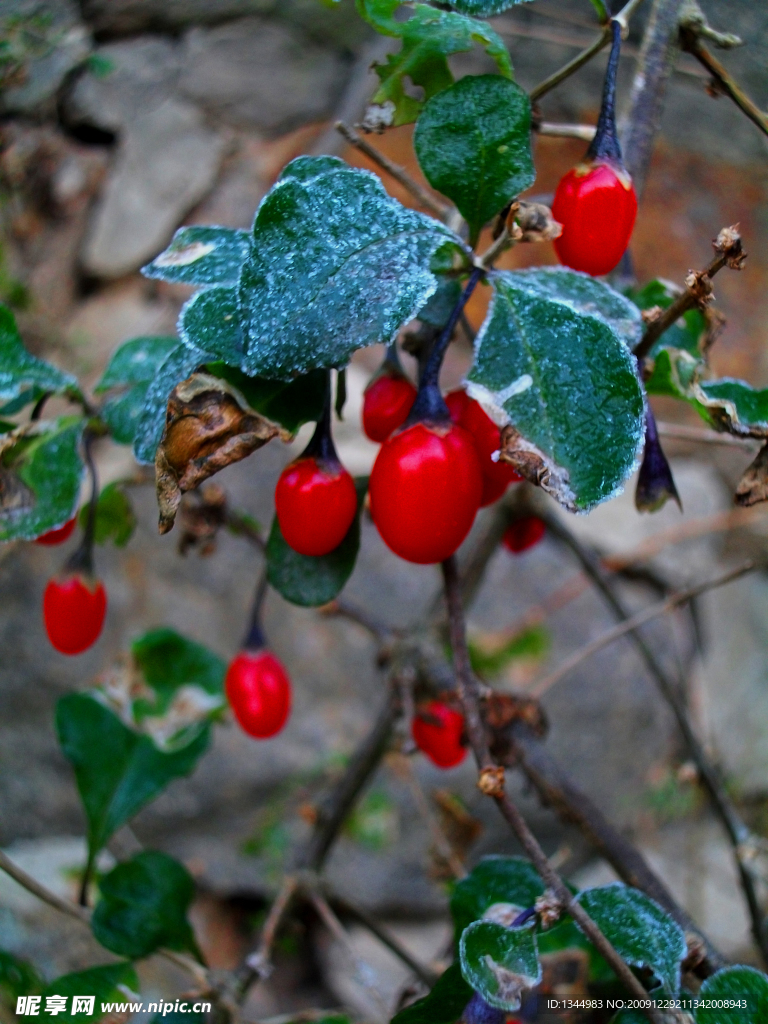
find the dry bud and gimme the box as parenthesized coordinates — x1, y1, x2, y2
(534, 889, 565, 929)
(477, 765, 506, 798)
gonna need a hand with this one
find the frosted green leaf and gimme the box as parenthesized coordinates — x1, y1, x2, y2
(391, 963, 472, 1024)
(142, 225, 251, 287)
(418, 278, 462, 328)
(133, 343, 212, 464)
(414, 75, 534, 243)
(238, 156, 464, 379)
(0, 417, 85, 542)
(206, 364, 326, 434)
(444, 0, 534, 13)
(180, 286, 245, 365)
(695, 966, 768, 1024)
(358, 0, 513, 126)
(576, 883, 686, 995)
(467, 272, 644, 512)
(0, 303, 79, 409)
(96, 336, 179, 446)
(451, 856, 544, 938)
(459, 921, 541, 1012)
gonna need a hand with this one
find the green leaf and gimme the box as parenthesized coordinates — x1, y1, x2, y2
(0, 303, 79, 408)
(414, 75, 534, 244)
(237, 157, 464, 380)
(512, 268, 643, 349)
(91, 850, 198, 959)
(358, 1, 513, 126)
(131, 627, 226, 722)
(0, 950, 43, 1005)
(41, 963, 139, 1024)
(133, 342, 212, 463)
(451, 856, 544, 938)
(575, 883, 686, 995)
(536, 916, 613, 985)
(459, 921, 541, 1012)
(391, 963, 473, 1024)
(695, 966, 768, 1024)
(142, 225, 251, 287)
(0, 417, 85, 542)
(468, 624, 549, 679)
(79, 482, 135, 547)
(444, 0, 534, 13)
(418, 278, 463, 328)
(96, 336, 180, 446)
(56, 692, 210, 863)
(467, 271, 644, 512)
(630, 279, 706, 358)
(204, 365, 327, 434)
(266, 478, 366, 607)
(179, 286, 245, 366)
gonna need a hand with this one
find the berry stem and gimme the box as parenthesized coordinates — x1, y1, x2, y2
(302, 370, 340, 465)
(243, 567, 269, 651)
(407, 267, 483, 425)
(587, 20, 623, 163)
(65, 431, 98, 577)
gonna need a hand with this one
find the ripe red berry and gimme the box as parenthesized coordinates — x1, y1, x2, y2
(412, 700, 467, 769)
(552, 159, 638, 276)
(43, 573, 107, 655)
(226, 649, 292, 739)
(275, 456, 357, 557)
(446, 390, 521, 507)
(503, 516, 546, 554)
(35, 517, 76, 546)
(369, 421, 482, 564)
(363, 372, 416, 443)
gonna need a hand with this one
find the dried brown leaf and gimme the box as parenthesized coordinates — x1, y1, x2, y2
(735, 443, 768, 507)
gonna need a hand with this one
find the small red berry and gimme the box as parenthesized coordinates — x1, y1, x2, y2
(369, 421, 482, 564)
(226, 649, 292, 739)
(363, 372, 416, 443)
(446, 390, 521, 507)
(445, 388, 470, 425)
(552, 159, 638, 277)
(43, 574, 107, 654)
(275, 456, 357, 557)
(412, 701, 467, 769)
(35, 518, 76, 546)
(503, 516, 546, 554)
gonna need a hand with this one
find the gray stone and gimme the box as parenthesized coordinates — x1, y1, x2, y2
(178, 18, 348, 133)
(80, 98, 225, 278)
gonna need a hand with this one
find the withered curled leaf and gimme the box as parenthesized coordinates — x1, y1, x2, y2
(155, 373, 289, 534)
(735, 442, 768, 507)
(498, 424, 577, 513)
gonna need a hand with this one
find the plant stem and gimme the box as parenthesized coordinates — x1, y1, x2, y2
(529, 25, 612, 103)
(67, 431, 99, 578)
(243, 567, 269, 650)
(440, 556, 664, 1022)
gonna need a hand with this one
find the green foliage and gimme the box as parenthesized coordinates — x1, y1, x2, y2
(695, 966, 768, 1023)
(205, 364, 327, 434)
(575, 884, 686, 994)
(344, 789, 398, 850)
(536, 917, 613, 986)
(56, 693, 210, 864)
(95, 336, 181, 447)
(0, 417, 85, 542)
(414, 75, 534, 243)
(467, 272, 644, 511)
(631, 279, 706, 358)
(0, 303, 79, 410)
(442, 0, 534, 13)
(451, 856, 544, 938)
(130, 627, 226, 726)
(142, 225, 251, 287)
(468, 624, 549, 679)
(357, 0, 513, 126)
(40, 963, 139, 1024)
(133, 343, 211, 463)
(266, 477, 367, 607)
(91, 850, 198, 959)
(418, 278, 463, 328)
(391, 963, 473, 1024)
(79, 482, 135, 547)
(459, 920, 541, 1011)
(0, 950, 42, 1006)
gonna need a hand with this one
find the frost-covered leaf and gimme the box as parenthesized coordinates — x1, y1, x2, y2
(0, 303, 79, 409)
(631, 279, 707, 358)
(92, 850, 198, 959)
(444, 0, 534, 13)
(133, 343, 212, 464)
(358, 0, 513, 126)
(96, 336, 180, 446)
(56, 692, 210, 863)
(460, 921, 541, 1012)
(180, 286, 245, 366)
(142, 225, 251, 287)
(575, 883, 686, 995)
(206, 364, 326, 434)
(695, 965, 768, 1024)
(418, 278, 462, 328)
(79, 482, 135, 548)
(0, 417, 85, 542)
(415, 75, 533, 243)
(467, 272, 644, 512)
(41, 964, 139, 1024)
(391, 963, 473, 1024)
(266, 477, 366, 607)
(511, 268, 643, 349)
(451, 856, 544, 938)
(237, 157, 464, 379)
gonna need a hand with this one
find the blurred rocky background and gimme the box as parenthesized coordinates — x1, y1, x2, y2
(1, 0, 768, 1019)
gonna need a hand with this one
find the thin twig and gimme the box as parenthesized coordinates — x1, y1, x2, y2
(528, 561, 756, 699)
(336, 121, 451, 222)
(396, 753, 468, 880)
(319, 598, 395, 643)
(440, 556, 663, 1022)
(529, 24, 612, 103)
(537, 122, 596, 141)
(656, 421, 759, 449)
(240, 875, 299, 990)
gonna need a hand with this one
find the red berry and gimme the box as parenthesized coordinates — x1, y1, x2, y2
(43, 574, 106, 655)
(446, 390, 521, 507)
(275, 456, 357, 557)
(412, 700, 467, 769)
(35, 518, 76, 546)
(226, 649, 292, 739)
(445, 388, 470, 425)
(369, 421, 482, 564)
(552, 159, 638, 277)
(502, 516, 546, 554)
(363, 373, 416, 443)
